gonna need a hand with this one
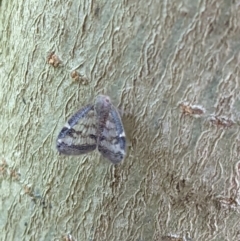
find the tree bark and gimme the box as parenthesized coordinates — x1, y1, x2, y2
(1, 0, 240, 240)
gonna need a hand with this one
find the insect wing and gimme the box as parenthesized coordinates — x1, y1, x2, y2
(57, 104, 97, 155)
(98, 105, 126, 164)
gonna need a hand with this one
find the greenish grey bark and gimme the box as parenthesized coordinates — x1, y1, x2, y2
(1, 0, 240, 240)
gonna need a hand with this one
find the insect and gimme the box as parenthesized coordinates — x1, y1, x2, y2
(56, 95, 126, 164)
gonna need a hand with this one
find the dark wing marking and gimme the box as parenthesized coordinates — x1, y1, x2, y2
(98, 105, 126, 164)
(56, 104, 97, 155)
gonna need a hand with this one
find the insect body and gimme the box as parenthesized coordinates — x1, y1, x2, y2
(56, 95, 126, 164)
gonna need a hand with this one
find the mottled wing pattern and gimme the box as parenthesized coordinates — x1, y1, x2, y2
(98, 105, 126, 164)
(57, 104, 97, 155)
(56, 95, 126, 164)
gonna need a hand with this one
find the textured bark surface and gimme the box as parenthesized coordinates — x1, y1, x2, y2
(1, 0, 240, 240)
